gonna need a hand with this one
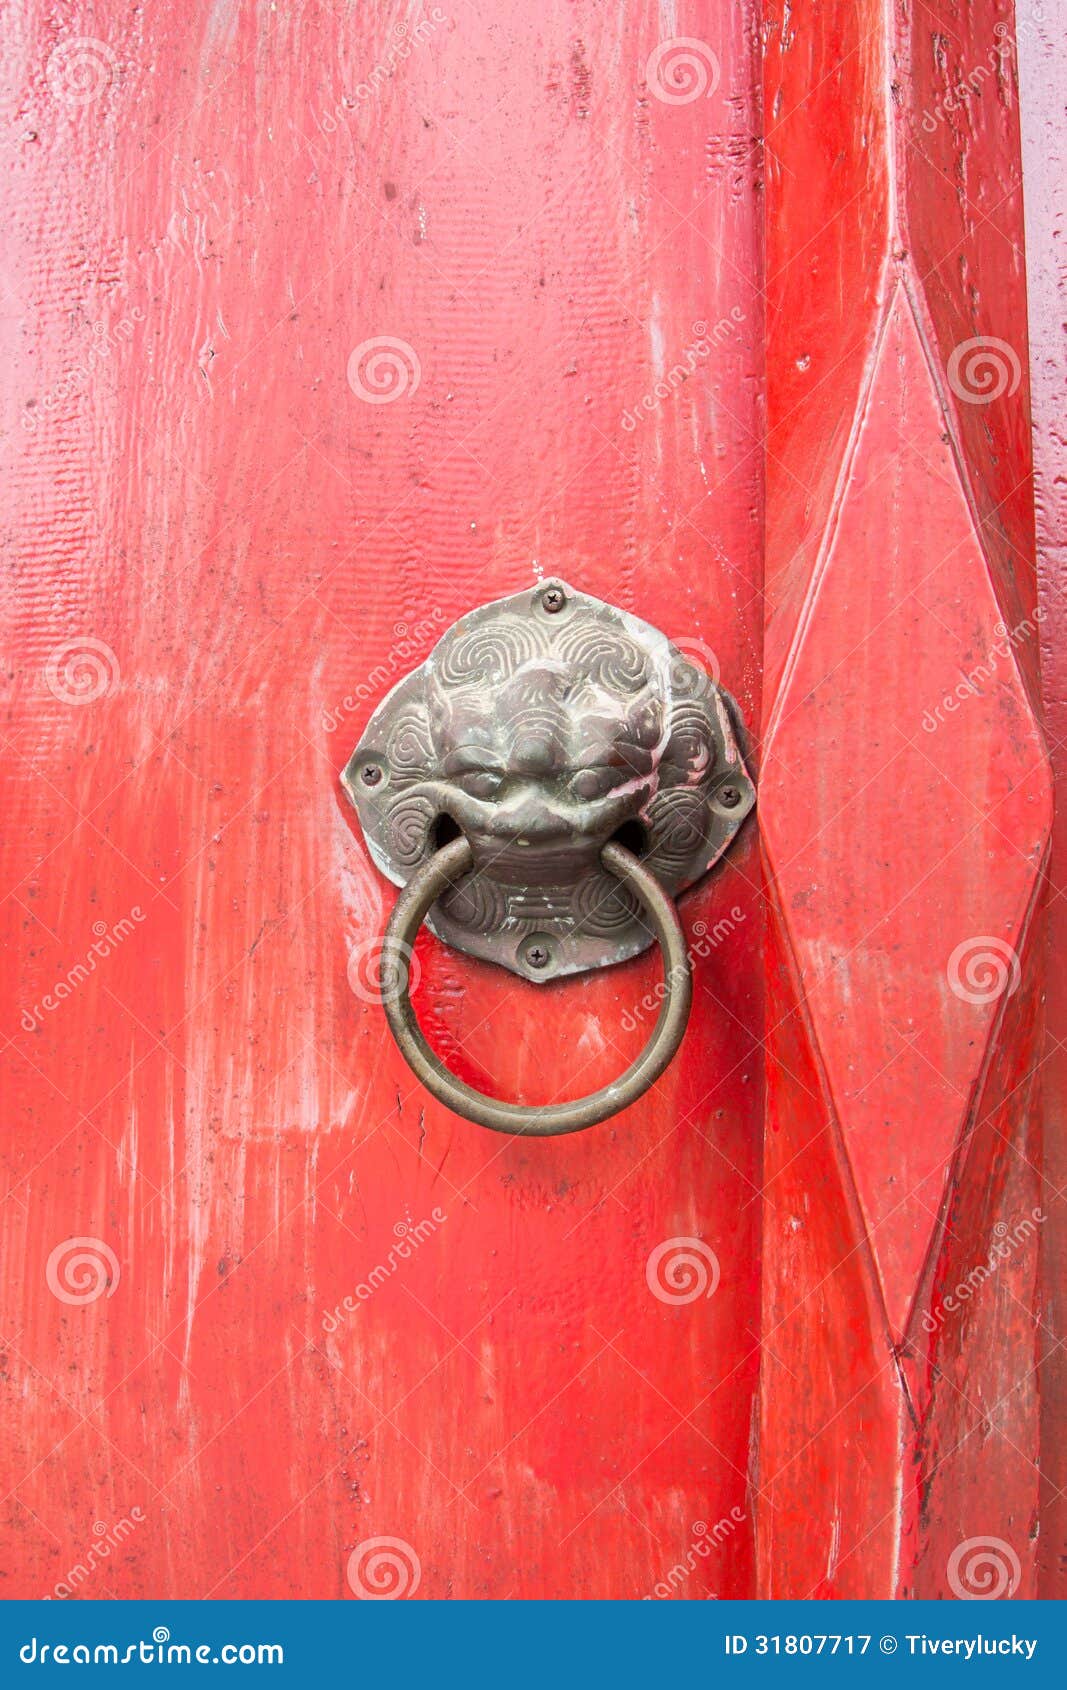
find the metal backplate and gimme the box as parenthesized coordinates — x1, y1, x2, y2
(341, 579, 754, 981)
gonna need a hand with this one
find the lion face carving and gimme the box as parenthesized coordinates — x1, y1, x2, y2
(342, 581, 753, 980)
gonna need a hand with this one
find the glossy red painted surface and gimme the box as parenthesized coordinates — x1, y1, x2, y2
(1018, 3, 1067, 1600)
(0, 0, 1056, 1603)
(1, 1, 764, 1600)
(759, 0, 1051, 1600)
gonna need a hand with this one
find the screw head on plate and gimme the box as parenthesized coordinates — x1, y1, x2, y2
(523, 942, 552, 970)
(719, 785, 742, 808)
(360, 763, 384, 788)
(540, 586, 565, 614)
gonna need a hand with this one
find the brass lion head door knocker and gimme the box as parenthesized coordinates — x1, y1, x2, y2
(341, 580, 754, 1134)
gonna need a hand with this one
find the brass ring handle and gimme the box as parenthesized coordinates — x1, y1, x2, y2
(380, 837, 693, 1135)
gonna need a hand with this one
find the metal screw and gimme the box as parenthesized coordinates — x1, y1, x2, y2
(541, 587, 565, 614)
(719, 785, 742, 808)
(361, 763, 384, 787)
(524, 943, 551, 970)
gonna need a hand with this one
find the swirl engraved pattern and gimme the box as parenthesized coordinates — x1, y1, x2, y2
(386, 795, 437, 866)
(440, 873, 511, 934)
(668, 641, 719, 700)
(645, 788, 711, 878)
(437, 618, 547, 687)
(554, 623, 650, 693)
(573, 871, 641, 935)
(660, 700, 717, 784)
(385, 705, 435, 785)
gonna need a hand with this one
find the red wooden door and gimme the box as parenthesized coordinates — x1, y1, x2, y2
(0, 0, 1054, 1602)
(758, 0, 1052, 1600)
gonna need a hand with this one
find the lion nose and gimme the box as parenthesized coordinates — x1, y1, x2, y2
(511, 734, 557, 778)
(487, 786, 569, 843)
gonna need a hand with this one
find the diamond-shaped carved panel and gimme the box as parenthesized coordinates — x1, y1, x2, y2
(761, 292, 1051, 1335)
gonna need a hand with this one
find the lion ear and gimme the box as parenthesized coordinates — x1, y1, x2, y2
(635, 671, 753, 893)
(425, 678, 449, 738)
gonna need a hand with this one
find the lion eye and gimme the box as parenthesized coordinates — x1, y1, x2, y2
(569, 767, 619, 801)
(456, 770, 504, 801)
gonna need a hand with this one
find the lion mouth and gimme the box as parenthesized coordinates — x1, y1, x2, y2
(466, 836, 601, 886)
